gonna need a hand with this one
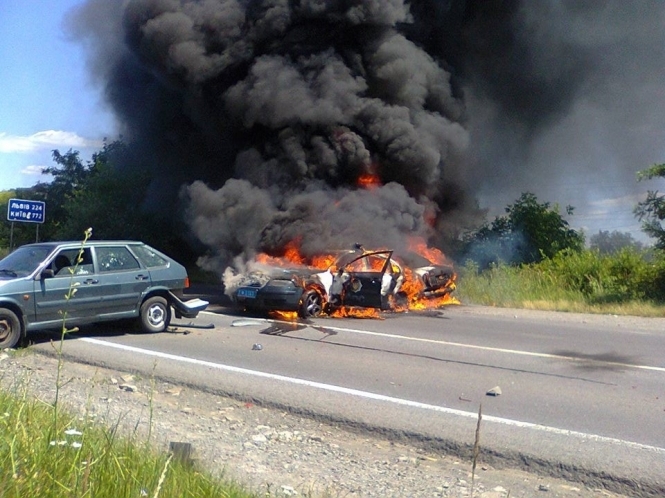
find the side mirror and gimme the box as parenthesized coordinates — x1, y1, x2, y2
(41, 269, 55, 279)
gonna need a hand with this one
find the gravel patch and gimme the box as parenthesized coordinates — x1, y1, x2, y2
(0, 349, 627, 498)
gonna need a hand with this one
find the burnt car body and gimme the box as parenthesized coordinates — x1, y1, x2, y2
(0, 240, 208, 349)
(232, 248, 456, 318)
(399, 252, 457, 298)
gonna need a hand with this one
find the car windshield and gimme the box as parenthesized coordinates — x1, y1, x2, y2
(0, 245, 54, 278)
(401, 252, 434, 268)
(336, 251, 392, 273)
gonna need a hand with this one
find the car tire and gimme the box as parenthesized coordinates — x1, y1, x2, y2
(0, 308, 22, 349)
(394, 291, 408, 308)
(139, 296, 171, 333)
(299, 289, 323, 318)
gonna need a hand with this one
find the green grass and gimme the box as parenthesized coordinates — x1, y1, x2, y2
(456, 250, 665, 317)
(0, 385, 255, 498)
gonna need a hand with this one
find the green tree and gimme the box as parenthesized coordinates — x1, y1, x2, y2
(1, 140, 189, 260)
(51, 140, 186, 259)
(464, 192, 584, 267)
(57, 159, 156, 241)
(635, 163, 665, 250)
(589, 230, 644, 255)
(39, 149, 96, 236)
(2, 148, 101, 243)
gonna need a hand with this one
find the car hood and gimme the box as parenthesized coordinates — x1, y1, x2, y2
(0, 275, 33, 293)
(245, 265, 323, 283)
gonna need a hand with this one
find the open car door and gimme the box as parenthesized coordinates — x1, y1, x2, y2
(339, 250, 393, 309)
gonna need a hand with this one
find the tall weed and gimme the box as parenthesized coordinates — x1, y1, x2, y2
(457, 248, 665, 314)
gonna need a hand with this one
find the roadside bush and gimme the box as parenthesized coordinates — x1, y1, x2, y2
(538, 249, 608, 298)
(638, 250, 665, 302)
(529, 248, 665, 303)
(457, 259, 582, 307)
(457, 247, 665, 313)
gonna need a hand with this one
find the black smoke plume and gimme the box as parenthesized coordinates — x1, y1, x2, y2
(67, 0, 665, 271)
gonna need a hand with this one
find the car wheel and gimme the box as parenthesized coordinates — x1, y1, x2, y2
(0, 308, 21, 349)
(394, 291, 408, 307)
(139, 296, 172, 333)
(299, 289, 323, 318)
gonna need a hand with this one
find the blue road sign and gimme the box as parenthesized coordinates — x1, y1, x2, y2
(7, 198, 46, 224)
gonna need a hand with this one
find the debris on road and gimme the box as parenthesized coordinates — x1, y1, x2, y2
(232, 319, 265, 327)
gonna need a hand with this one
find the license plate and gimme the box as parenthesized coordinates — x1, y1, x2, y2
(237, 287, 258, 299)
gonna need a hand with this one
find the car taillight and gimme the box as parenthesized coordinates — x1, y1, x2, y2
(184, 276, 190, 288)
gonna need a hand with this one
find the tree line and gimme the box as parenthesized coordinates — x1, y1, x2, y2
(0, 140, 188, 261)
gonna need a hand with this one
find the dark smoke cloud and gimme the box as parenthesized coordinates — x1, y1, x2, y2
(68, 0, 665, 269)
(437, 1, 665, 228)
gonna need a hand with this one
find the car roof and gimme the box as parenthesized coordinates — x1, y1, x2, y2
(20, 240, 147, 249)
(334, 249, 393, 268)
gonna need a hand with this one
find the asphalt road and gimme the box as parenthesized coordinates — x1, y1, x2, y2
(28, 303, 665, 496)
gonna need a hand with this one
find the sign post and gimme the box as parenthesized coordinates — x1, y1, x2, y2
(7, 198, 46, 250)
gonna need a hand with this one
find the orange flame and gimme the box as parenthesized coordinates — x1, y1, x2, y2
(330, 307, 382, 319)
(311, 253, 337, 269)
(252, 238, 458, 319)
(256, 239, 306, 267)
(269, 310, 299, 321)
(408, 236, 449, 265)
(357, 173, 382, 190)
(357, 162, 382, 190)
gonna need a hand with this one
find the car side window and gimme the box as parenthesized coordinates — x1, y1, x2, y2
(96, 246, 141, 272)
(130, 244, 168, 268)
(52, 248, 94, 277)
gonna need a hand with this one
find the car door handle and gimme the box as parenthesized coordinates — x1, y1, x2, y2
(136, 274, 149, 281)
(83, 278, 99, 285)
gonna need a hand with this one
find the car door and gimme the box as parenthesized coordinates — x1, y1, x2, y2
(92, 245, 151, 318)
(339, 251, 392, 309)
(33, 247, 101, 326)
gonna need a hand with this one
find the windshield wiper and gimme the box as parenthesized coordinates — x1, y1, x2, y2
(0, 269, 18, 277)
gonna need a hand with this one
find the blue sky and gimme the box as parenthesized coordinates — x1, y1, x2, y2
(0, 0, 115, 191)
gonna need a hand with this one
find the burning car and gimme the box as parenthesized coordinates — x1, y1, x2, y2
(230, 246, 456, 318)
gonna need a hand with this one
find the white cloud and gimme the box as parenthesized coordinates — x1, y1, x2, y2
(20, 164, 48, 176)
(0, 130, 103, 153)
(589, 193, 646, 210)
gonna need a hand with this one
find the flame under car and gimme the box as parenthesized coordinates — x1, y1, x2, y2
(232, 249, 456, 318)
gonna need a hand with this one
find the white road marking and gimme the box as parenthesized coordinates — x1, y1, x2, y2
(80, 336, 665, 454)
(287, 319, 665, 373)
